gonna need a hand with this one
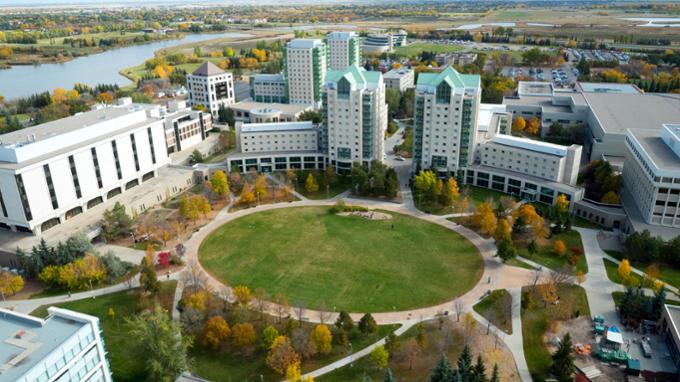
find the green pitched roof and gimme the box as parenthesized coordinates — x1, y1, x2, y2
(326, 65, 381, 88)
(416, 66, 480, 90)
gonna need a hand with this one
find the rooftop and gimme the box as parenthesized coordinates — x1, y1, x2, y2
(240, 121, 315, 133)
(326, 65, 382, 91)
(518, 81, 554, 96)
(416, 66, 480, 93)
(578, 82, 641, 94)
(326, 31, 357, 40)
(490, 134, 570, 157)
(191, 61, 226, 77)
(0, 307, 94, 381)
(287, 39, 324, 49)
(230, 101, 313, 114)
(477, 103, 508, 133)
(627, 127, 680, 174)
(383, 68, 413, 79)
(251, 73, 284, 82)
(585, 92, 680, 135)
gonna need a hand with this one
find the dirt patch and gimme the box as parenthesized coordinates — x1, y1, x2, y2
(337, 211, 393, 220)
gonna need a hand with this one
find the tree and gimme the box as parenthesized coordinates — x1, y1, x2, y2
(254, 175, 268, 199)
(494, 218, 511, 242)
(496, 239, 517, 262)
(0, 272, 24, 296)
(406, 338, 421, 370)
(285, 361, 302, 381)
(555, 194, 569, 214)
(618, 259, 633, 284)
(551, 333, 575, 382)
(189, 149, 204, 164)
(384, 368, 397, 382)
(232, 323, 257, 348)
(385, 88, 401, 117)
(359, 313, 378, 334)
(601, 191, 621, 204)
(526, 117, 541, 135)
(489, 364, 500, 382)
(415, 323, 427, 349)
(239, 182, 256, 204)
(311, 324, 332, 354)
(297, 110, 323, 124)
(334, 311, 354, 332)
(179, 196, 199, 223)
(101, 202, 133, 241)
(384, 332, 401, 358)
(275, 293, 290, 322)
(325, 164, 337, 185)
(553, 239, 567, 256)
(305, 173, 319, 193)
(233, 285, 251, 306)
(267, 335, 300, 375)
(457, 345, 473, 381)
(202, 316, 231, 350)
(442, 177, 460, 206)
(429, 355, 454, 382)
(139, 254, 159, 294)
(210, 171, 229, 199)
(472, 355, 487, 382)
(128, 306, 191, 382)
(370, 345, 389, 370)
(512, 116, 526, 133)
(157, 251, 171, 268)
(262, 325, 279, 350)
(473, 202, 497, 236)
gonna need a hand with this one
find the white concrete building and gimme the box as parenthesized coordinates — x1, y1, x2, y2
(162, 100, 212, 154)
(326, 31, 361, 71)
(323, 65, 388, 173)
(0, 307, 112, 382)
(383, 68, 414, 92)
(362, 30, 408, 54)
(284, 39, 327, 106)
(0, 99, 203, 235)
(412, 66, 481, 176)
(229, 101, 313, 124)
(228, 121, 323, 173)
(622, 124, 680, 230)
(187, 62, 235, 118)
(249, 73, 287, 103)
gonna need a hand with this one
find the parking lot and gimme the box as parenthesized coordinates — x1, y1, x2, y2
(501, 64, 579, 87)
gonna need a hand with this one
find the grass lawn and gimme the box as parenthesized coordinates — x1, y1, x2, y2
(420, 185, 513, 215)
(190, 322, 400, 381)
(605, 250, 680, 291)
(199, 206, 483, 312)
(473, 289, 513, 334)
(521, 284, 590, 382)
(517, 230, 588, 274)
(293, 174, 352, 200)
(394, 42, 463, 57)
(31, 281, 177, 382)
(505, 257, 537, 270)
(603, 258, 643, 286)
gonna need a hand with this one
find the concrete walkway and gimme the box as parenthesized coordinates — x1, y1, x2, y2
(506, 287, 532, 382)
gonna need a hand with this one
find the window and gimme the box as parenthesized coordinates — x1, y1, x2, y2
(68, 155, 82, 199)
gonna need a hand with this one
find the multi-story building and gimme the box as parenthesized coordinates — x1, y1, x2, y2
(362, 30, 408, 54)
(162, 100, 212, 154)
(412, 66, 481, 177)
(435, 52, 478, 67)
(249, 73, 287, 103)
(0, 99, 202, 236)
(322, 65, 387, 173)
(622, 124, 680, 230)
(0, 307, 112, 382)
(283, 39, 327, 106)
(383, 68, 414, 92)
(229, 101, 313, 124)
(187, 62, 235, 118)
(326, 31, 361, 71)
(228, 121, 323, 173)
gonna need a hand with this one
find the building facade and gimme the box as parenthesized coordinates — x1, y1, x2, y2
(229, 101, 313, 124)
(383, 68, 414, 92)
(326, 31, 361, 71)
(322, 65, 387, 173)
(0, 307, 112, 382)
(249, 73, 287, 103)
(162, 100, 212, 154)
(283, 39, 327, 106)
(0, 99, 203, 235)
(623, 124, 680, 229)
(412, 66, 481, 177)
(187, 62, 235, 118)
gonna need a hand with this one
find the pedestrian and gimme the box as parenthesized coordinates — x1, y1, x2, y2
(68, 291, 71, 298)
(166, 270, 170, 280)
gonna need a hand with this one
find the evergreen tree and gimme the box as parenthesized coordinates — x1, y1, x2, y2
(359, 313, 378, 334)
(551, 333, 575, 382)
(471, 355, 487, 382)
(457, 345, 473, 382)
(139, 255, 159, 294)
(383, 368, 397, 382)
(489, 364, 500, 382)
(334, 311, 354, 332)
(429, 355, 454, 382)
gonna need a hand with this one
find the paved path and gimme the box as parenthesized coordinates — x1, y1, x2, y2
(506, 287, 532, 382)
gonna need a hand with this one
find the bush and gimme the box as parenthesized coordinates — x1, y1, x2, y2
(328, 200, 369, 214)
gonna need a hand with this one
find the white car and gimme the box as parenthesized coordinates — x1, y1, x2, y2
(395, 156, 406, 161)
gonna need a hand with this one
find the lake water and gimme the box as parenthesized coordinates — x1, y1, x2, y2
(0, 32, 251, 99)
(620, 17, 680, 27)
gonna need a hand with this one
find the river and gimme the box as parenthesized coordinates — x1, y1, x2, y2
(0, 32, 251, 100)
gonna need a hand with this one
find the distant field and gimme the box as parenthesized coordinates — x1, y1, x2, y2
(394, 42, 463, 57)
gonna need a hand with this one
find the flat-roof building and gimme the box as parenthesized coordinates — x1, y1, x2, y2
(229, 101, 313, 124)
(284, 39, 327, 106)
(187, 62, 235, 118)
(249, 73, 287, 104)
(326, 31, 362, 71)
(0, 307, 112, 382)
(383, 68, 414, 92)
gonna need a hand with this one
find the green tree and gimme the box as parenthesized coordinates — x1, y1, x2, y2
(497, 239, 517, 262)
(472, 355, 487, 382)
(370, 345, 389, 370)
(358, 313, 378, 334)
(457, 345, 473, 382)
(189, 149, 204, 164)
(429, 355, 454, 382)
(384, 368, 397, 382)
(210, 170, 230, 199)
(416, 323, 427, 349)
(261, 325, 280, 350)
(334, 311, 354, 332)
(489, 364, 499, 382)
(384, 332, 401, 359)
(101, 202, 133, 241)
(128, 306, 191, 382)
(551, 333, 575, 382)
(297, 110, 323, 124)
(139, 255, 159, 294)
(385, 88, 401, 117)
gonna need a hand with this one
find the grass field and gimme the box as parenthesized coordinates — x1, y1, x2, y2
(521, 284, 590, 382)
(517, 230, 588, 274)
(473, 289, 513, 334)
(394, 42, 463, 58)
(31, 281, 177, 382)
(605, 250, 680, 291)
(603, 258, 642, 286)
(199, 206, 483, 312)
